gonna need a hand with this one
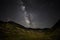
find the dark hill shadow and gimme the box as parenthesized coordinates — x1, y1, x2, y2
(0, 20, 60, 30)
(0, 21, 42, 30)
(0, 20, 60, 40)
(51, 20, 60, 30)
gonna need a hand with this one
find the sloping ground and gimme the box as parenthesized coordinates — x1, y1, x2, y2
(0, 20, 60, 40)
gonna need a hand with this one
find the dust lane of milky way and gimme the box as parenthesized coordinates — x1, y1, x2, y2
(0, 0, 60, 29)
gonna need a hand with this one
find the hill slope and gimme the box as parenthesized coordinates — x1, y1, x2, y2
(0, 20, 60, 40)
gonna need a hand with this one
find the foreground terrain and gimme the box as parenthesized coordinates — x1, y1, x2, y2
(0, 20, 60, 40)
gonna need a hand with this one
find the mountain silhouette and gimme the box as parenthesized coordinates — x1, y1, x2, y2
(51, 20, 60, 31)
(0, 20, 60, 40)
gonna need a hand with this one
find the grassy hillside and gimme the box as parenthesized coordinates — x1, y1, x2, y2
(0, 20, 60, 40)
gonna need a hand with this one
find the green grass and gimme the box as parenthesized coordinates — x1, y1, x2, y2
(0, 22, 60, 40)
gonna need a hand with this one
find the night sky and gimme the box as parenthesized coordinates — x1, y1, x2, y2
(0, 0, 60, 29)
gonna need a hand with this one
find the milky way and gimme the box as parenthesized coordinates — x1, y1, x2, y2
(19, 0, 32, 28)
(0, 0, 60, 29)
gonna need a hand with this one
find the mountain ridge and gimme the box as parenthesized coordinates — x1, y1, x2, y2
(0, 20, 60, 40)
